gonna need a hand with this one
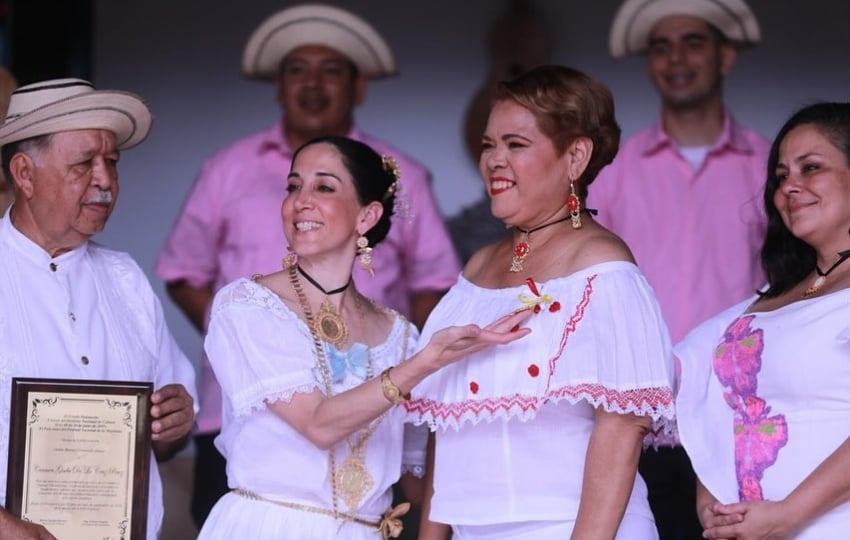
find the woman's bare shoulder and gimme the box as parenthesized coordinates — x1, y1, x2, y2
(464, 237, 511, 281)
(562, 225, 635, 270)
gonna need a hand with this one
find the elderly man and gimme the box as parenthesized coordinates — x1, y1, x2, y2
(157, 3, 459, 527)
(590, 1, 770, 538)
(0, 78, 197, 540)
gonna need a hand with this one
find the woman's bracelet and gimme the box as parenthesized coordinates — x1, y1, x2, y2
(380, 367, 410, 405)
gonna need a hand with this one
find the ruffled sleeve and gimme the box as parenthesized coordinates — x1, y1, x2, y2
(564, 264, 675, 425)
(205, 278, 319, 417)
(407, 261, 676, 437)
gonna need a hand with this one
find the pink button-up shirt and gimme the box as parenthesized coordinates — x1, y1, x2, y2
(156, 121, 460, 433)
(589, 112, 770, 344)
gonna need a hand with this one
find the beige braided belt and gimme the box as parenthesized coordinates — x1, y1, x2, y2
(232, 488, 410, 539)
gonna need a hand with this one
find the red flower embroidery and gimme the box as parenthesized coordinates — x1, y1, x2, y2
(527, 364, 540, 377)
(469, 381, 479, 394)
(549, 301, 561, 312)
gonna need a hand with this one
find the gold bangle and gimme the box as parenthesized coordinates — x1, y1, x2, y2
(380, 367, 409, 405)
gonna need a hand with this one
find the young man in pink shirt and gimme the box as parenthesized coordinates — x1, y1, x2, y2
(156, 4, 460, 529)
(591, 1, 769, 538)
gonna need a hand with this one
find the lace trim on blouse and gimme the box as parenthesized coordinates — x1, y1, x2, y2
(406, 384, 676, 439)
(231, 382, 321, 418)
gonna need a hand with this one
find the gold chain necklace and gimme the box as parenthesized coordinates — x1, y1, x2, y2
(296, 265, 351, 348)
(287, 263, 384, 514)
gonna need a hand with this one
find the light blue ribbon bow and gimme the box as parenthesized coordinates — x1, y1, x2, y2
(326, 343, 370, 383)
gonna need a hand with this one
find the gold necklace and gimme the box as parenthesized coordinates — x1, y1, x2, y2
(288, 264, 383, 514)
(336, 430, 376, 510)
(510, 215, 572, 272)
(296, 265, 351, 348)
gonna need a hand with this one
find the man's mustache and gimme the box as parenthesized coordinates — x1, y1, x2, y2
(84, 191, 113, 204)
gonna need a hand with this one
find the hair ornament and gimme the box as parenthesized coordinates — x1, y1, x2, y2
(381, 155, 402, 200)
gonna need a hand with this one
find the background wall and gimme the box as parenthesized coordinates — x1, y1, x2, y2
(90, 0, 850, 362)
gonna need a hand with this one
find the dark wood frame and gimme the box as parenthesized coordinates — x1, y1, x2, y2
(5, 377, 152, 540)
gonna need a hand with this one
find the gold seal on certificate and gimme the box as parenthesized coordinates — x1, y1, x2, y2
(4, 378, 153, 540)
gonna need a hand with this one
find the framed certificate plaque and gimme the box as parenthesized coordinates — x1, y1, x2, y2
(5, 378, 153, 540)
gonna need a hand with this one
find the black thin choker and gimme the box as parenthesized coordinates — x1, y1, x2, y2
(510, 214, 575, 272)
(816, 249, 850, 277)
(297, 265, 351, 295)
(803, 249, 850, 298)
(516, 215, 572, 235)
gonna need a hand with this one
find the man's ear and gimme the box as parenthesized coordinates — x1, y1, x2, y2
(353, 76, 367, 106)
(719, 44, 737, 77)
(8, 152, 36, 199)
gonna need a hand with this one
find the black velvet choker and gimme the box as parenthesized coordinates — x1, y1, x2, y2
(296, 266, 351, 295)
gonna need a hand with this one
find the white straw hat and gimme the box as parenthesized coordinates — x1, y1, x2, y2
(609, 0, 761, 59)
(242, 3, 396, 81)
(0, 78, 152, 150)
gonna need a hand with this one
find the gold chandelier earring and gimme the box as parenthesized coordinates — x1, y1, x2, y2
(357, 235, 374, 276)
(282, 245, 298, 269)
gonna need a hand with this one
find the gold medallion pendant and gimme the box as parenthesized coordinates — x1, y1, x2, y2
(335, 453, 374, 510)
(314, 299, 349, 348)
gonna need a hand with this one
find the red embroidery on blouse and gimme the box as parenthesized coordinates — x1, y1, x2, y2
(405, 384, 674, 426)
(406, 275, 622, 428)
(544, 275, 596, 391)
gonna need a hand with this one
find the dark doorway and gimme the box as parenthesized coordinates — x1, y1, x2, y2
(6, 0, 92, 84)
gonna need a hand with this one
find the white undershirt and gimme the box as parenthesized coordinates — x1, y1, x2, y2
(678, 145, 710, 170)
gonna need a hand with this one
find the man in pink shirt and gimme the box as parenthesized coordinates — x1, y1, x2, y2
(591, 1, 769, 538)
(156, 4, 460, 528)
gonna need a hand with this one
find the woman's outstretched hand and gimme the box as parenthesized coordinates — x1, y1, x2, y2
(423, 308, 533, 369)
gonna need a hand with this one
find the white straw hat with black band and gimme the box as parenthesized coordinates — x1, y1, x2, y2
(609, 0, 761, 59)
(242, 3, 396, 81)
(0, 78, 152, 150)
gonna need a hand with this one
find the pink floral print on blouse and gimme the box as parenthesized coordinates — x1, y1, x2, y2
(713, 315, 788, 501)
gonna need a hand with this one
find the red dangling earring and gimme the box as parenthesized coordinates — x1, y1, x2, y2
(566, 180, 582, 229)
